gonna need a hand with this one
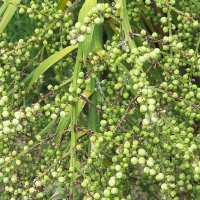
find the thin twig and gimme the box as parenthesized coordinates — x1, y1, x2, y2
(79, 94, 104, 114)
(66, 0, 81, 12)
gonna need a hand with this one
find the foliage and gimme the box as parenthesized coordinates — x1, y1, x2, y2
(1, 0, 200, 200)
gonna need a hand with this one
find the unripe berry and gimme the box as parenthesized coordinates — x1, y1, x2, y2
(78, 35, 85, 43)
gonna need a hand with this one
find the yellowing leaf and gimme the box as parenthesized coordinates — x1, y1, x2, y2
(103, 159, 112, 168)
(77, 130, 87, 140)
(57, 0, 69, 10)
(108, 21, 119, 34)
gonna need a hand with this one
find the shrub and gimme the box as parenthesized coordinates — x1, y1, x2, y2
(1, 0, 200, 199)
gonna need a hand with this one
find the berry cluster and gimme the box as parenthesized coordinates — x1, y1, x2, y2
(1, 0, 200, 200)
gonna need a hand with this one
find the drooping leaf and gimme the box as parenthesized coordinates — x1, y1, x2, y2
(57, 0, 69, 10)
(115, 0, 136, 49)
(78, 0, 97, 61)
(54, 89, 93, 143)
(50, 185, 63, 200)
(0, 2, 9, 17)
(37, 119, 56, 137)
(103, 159, 112, 168)
(77, 130, 88, 139)
(27, 44, 78, 92)
(129, 176, 160, 200)
(0, 0, 21, 35)
(191, 0, 200, 9)
(7, 69, 36, 97)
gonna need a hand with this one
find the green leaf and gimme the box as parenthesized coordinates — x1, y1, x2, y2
(114, 0, 136, 49)
(27, 44, 78, 92)
(78, 0, 97, 61)
(103, 159, 112, 168)
(57, 0, 69, 10)
(7, 69, 36, 97)
(149, 67, 163, 83)
(191, 0, 200, 9)
(54, 89, 93, 143)
(50, 185, 63, 200)
(103, 20, 115, 40)
(197, 195, 200, 200)
(37, 119, 56, 137)
(0, 2, 9, 18)
(0, 0, 21, 35)
(129, 177, 160, 200)
(77, 130, 88, 139)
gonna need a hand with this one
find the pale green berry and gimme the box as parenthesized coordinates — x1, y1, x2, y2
(94, 17, 101, 25)
(29, 187, 35, 193)
(131, 157, 138, 165)
(58, 177, 66, 183)
(60, 111, 66, 118)
(84, 16, 91, 23)
(104, 189, 111, 197)
(78, 35, 85, 43)
(70, 39, 77, 45)
(111, 187, 118, 194)
(140, 105, 147, 112)
(109, 179, 116, 186)
(94, 193, 100, 199)
(115, 3, 121, 9)
(150, 168, 156, 176)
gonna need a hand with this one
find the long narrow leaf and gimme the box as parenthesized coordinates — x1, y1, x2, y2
(57, 0, 69, 10)
(27, 44, 78, 92)
(115, 0, 136, 49)
(7, 69, 36, 97)
(129, 176, 160, 200)
(78, 0, 97, 61)
(191, 0, 200, 8)
(0, 2, 9, 17)
(54, 89, 93, 143)
(0, 0, 21, 35)
(37, 119, 56, 137)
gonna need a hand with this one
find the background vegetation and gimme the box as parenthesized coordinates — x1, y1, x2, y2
(1, 0, 200, 199)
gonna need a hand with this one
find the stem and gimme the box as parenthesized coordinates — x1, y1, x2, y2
(155, 123, 164, 173)
(115, 0, 136, 49)
(88, 13, 103, 153)
(69, 43, 83, 195)
(166, 0, 172, 37)
(195, 37, 200, 55)
(166, 0, 172, 57)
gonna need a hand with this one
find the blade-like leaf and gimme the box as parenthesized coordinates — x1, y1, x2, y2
(129, 176, 160, 200)
(191, 0, 200, 9)
(54, 89, 93, 143)
(103, 159, 112, 168)
(115, 0, 136, 49)
(57, 0, 69, 10)
(104, 20, 115, 39)
(7, 69, 36, 97)
(50, 185, 63, 200)
(26, 44, 78, 92)
(0, 2, 9, 17)
(78, 0, 97, 61)
(77, 130, 88, 139)
(37, 119, 56, 137)
(0, 0, 21, 35)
